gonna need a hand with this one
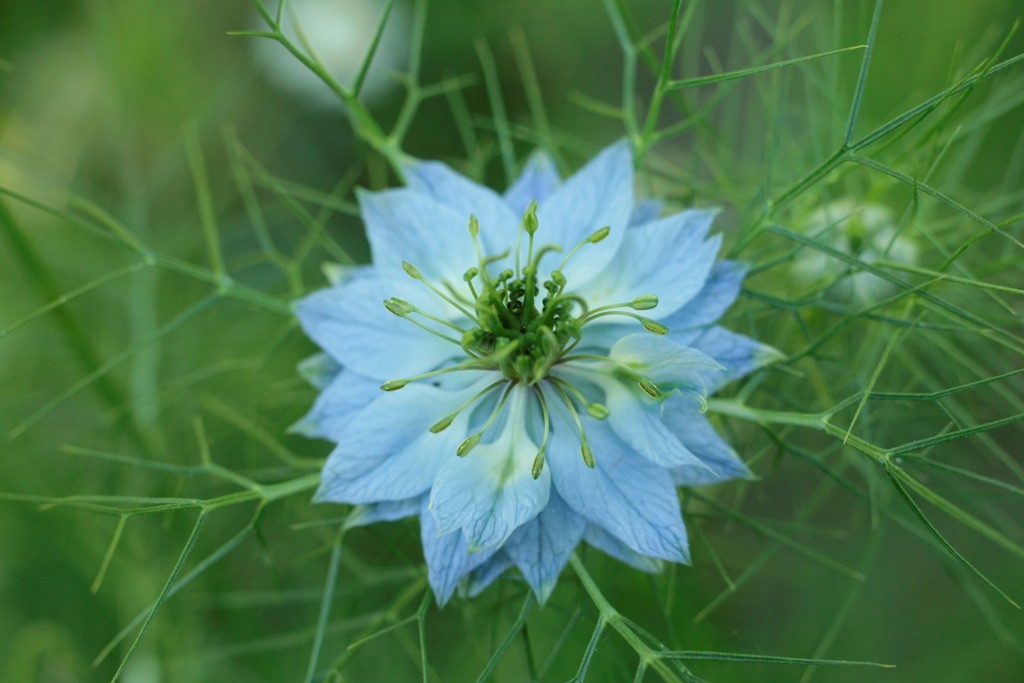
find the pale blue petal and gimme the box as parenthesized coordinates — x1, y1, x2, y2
(545, 393, 690, 563)
(358, 188, 479, 283)
(401, 159, 519, 255)
(294, 273, 460, 380)
(345, 496, 422, 529)
(429, 386, 551, 549)
(583, 526, 663, 573)
(663, 260, 747, 332)
(576, 209, 721, 319)
(599, 380, 709, 469)
(316, 377, 496, 504)
(467, 552, 516, 597)
(322, 262, 371, 286)
(574, 255, 737, 349)
(608, 333, 723, 392)
(684, 326, 781, 392)
(420, 498, 496, 605)
(629, 198, 662, 226)
(289, 368, 380, 440)
(503, 150, 561, 216)
(574, 322, 628, 354)
(556, 336, 722, 469)
(662, 394, 753, 486)
(504, 492, 586, 603)
(536, 141, 633, 284)
(296, 353, 341, 390)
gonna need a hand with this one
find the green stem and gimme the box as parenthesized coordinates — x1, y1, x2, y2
(705, 398, 828, 430)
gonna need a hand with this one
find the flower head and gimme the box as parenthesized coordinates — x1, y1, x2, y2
(795, 198, 918, 303)
(294, 142, 776, 603)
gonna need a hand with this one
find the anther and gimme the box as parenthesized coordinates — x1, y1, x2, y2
(430, 414, 456, 433)
(531, 450, 546, 479)
(523, 200, 539, 235)
(640, 318, 669, 335)
(531, 385, 552, 478)
(383, 298, 410, 317)
(630, 294, 659, 311)
(381, 379, 408, 391)
(588, 226, 611, 243)
(580, 442, 596, 468)
(456, 433, 481, 457)
(586, 403, 610, 419)
(638, 377, 662, 398)
(402, 261, 422, 279)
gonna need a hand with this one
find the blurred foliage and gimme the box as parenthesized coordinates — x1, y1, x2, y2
(1, 1, 1023, 682)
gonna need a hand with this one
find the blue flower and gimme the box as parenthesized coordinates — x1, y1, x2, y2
(294, 142, 776, 604)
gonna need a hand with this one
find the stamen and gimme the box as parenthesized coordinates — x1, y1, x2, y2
(386, 201, 672, 470)
(456, 383, 516, 456)
(551, 382, 597, 468)
(559, 353, 663, 399)
(456, 433, 481, 457)
(530, 385, 551, 479)
(385, 306, 467, 348)
(384, 298, 415, 316)
(585, 295, 659, 315)
(519, 205, 543, 328)
(547, 376, 609, 419)
(402, 260, 480, 322)
(582, 310, 669, 334)
(638, 378, 662, 398)
(381, 361, 491, 391)
(630, 294, 659, 310)
(515, 200, 538, 276)
(580, 441, 596, 468)
(557, 225, 611, 273)
(529, 326, 561, 385)
(469, 214, 499, 289)
(385, 297, 469, 334)
(463, 267, 479, 300)
(429, 379, 506, 433)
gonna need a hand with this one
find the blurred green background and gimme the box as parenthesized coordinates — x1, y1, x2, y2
(2, 1, 1023, 681)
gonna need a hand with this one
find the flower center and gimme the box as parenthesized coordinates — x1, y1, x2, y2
(460, 211, 586, 384)
(380, 201, 669, 476)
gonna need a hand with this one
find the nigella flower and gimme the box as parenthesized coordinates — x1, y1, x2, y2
(294, 142, 776, 604)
